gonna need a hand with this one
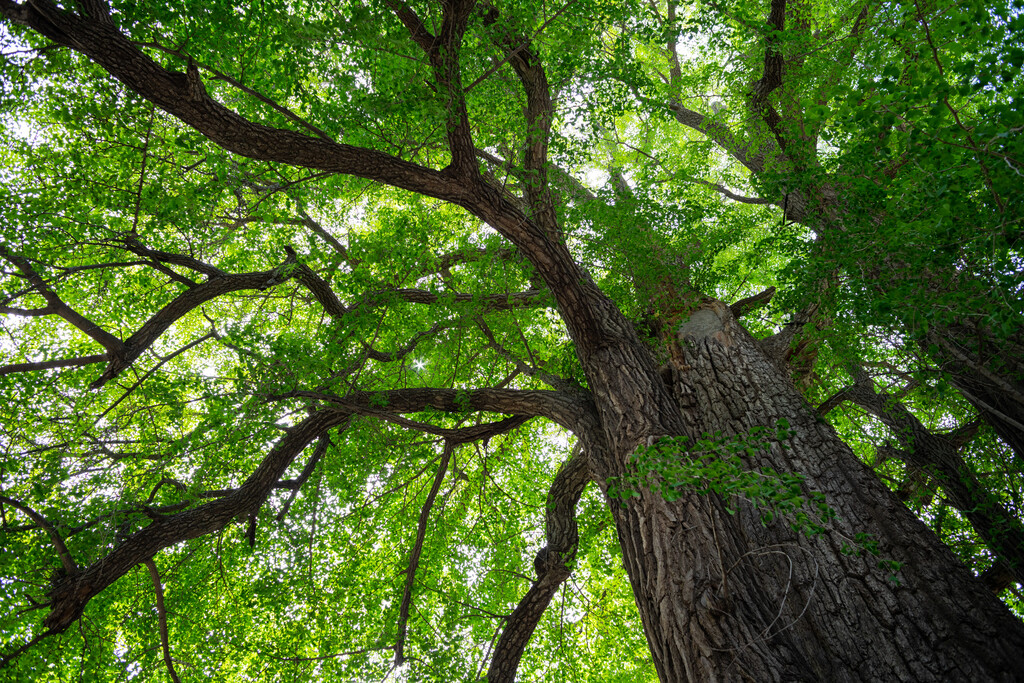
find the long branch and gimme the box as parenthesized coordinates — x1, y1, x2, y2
(0, 0, 466, 201)
(840, 368, 1024, 586)
(487, 444, 590, 682)
(143, 559, 182, 683)
(90, 257, 300, 388)
(38, 408, 350, 636)
(275, 386, 595, 434)
(480, 5, 558, 235)
(395, 440, 454, 665)
(0, 245, 125, 355)
(0, 354, 108, 377)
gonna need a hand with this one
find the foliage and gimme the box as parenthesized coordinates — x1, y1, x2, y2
(0, 0, 1021, 679)
(607, 421, 825, 528)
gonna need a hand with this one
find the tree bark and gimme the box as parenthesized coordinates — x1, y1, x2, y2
(923, 325, 1024, 463)
(594, 301, 1024, 682)
(838, 370, 1024, 586)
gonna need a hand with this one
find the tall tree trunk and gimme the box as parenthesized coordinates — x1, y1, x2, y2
(590, 301, 1024, 682)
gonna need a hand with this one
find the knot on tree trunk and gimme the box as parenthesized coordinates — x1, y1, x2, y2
(44, 573, 92, 634)
(533, 545, 560, 576)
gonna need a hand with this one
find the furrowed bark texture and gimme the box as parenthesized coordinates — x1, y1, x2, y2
(5, 4, 1024, 680)
(602, 301, 1024, 681)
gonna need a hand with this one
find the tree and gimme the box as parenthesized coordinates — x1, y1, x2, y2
(1, 0, 1022, 680)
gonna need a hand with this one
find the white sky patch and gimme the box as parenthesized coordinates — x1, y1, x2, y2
(585, 167, 608, 188)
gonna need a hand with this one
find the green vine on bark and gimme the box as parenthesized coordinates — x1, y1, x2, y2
(607, 421, 904, 582)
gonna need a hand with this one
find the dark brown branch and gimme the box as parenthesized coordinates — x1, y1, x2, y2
(816, 385, 850, 417)
(480, 4, 557, 235)
(840, 368, 1024, 586)
(0, 0, 468, 204)
(662, 99, 769, 174)
(39, 408, 350, 636)
(130, 238, 346, 319)
(487, 444, 590, 682)
(0, 245, 125, 355)
(476, 147, 594, 207)
(749, 0, 788, 148)
(760, 304, 823, 389)
(981, 559, 1017, 594)
(945, 418, 983, 450)
(140, 40, 335, 141)
(143, 559, 182, 683)
(293, 264, 348, 318)
(353, 412, 530, 444)
(434, 0, 479, 177)
(395, 440, 454, 665)
(729, 286, 776, 319)
(122, 234, 225, 278)
(0, 354, 107, 377)
(298, 210, 357, 265)
(434, 245, 516, 274)
(359, 288, 545, 311)
(365, 323, 448, 364)
(275, 434, 332, 522)
(275, 386, 595, 434)
(91, 255, 298, 388)
(387, 0, 478, 175)
(0, 496, 78, 574)
(385, 0, 438, 53)
(698, 179, 775, 205)
(0, 0, 643, 378)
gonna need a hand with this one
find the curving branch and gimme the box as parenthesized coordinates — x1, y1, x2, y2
(432, 0, 479, 177)
(833, 366, 1024, 586)
(122, 234, 225, 279)
(0, 245, 125, 355)
(749, 0, 789, 149)
(358, 287, 545, 312)
(0, 496, 78, 575)
(349, 412, 531, 445)
(297, 210, 357, 265)
(361, 322, 448, 364)
(385, 0, 438, 54)
(479, 4, 558, 235)
(139, 39, 335, 142)
(663, 99, 770, 175)
(386, 0, 479, 176)
(0, 0, 642, 369)
(275, 386, 596, 435)
(143, 559, 182, 683)
(0, 0, 467, 203)
(395, 440, 454, 665)
(32, 408, 350, 640)
(487, 444, 590, 682)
